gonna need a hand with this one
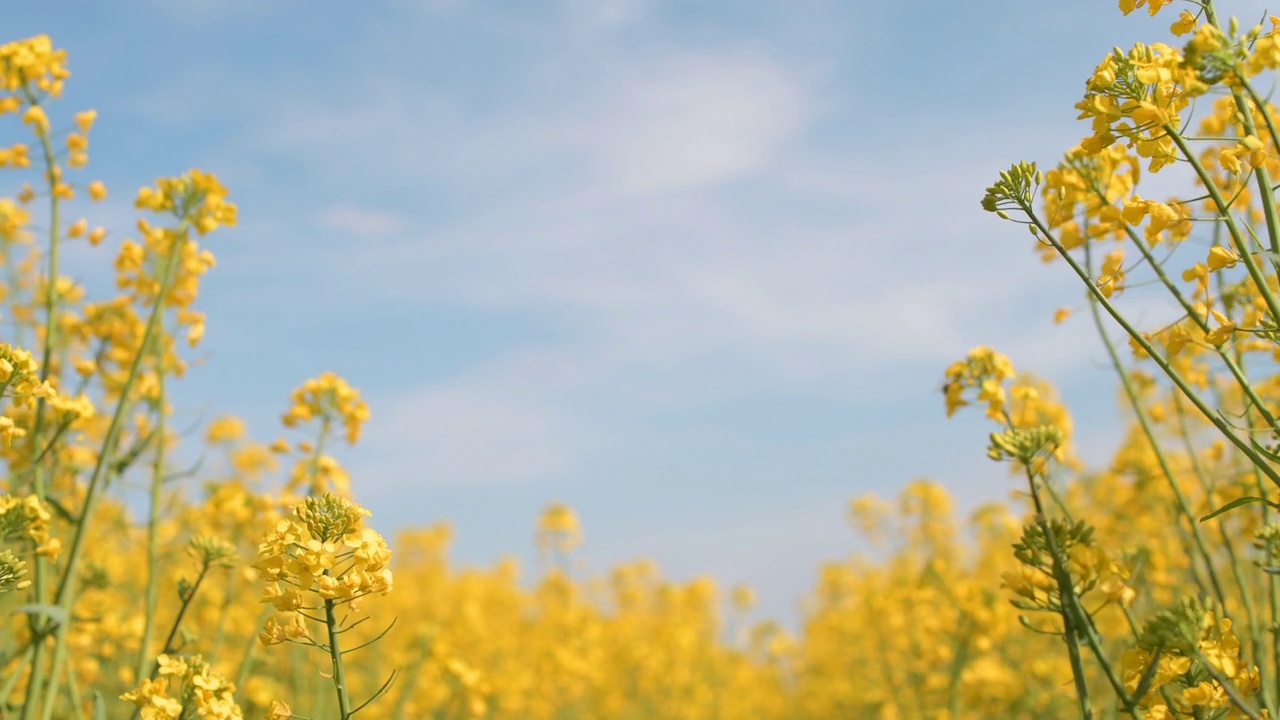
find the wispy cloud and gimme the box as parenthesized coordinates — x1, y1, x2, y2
(559, 0, 653, 29)
(586, 52, 807, 193)
(319, 205, 407, 236)
(362, 380, 598, 487)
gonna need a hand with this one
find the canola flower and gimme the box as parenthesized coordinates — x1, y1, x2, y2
(974, 1, 1280, 717)
(13, 2, 1280, 718)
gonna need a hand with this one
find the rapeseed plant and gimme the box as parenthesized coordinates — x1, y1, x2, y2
(974, 0, 1280, 717)
(14, 0, 1280, 717)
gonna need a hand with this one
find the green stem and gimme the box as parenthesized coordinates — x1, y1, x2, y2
(390, 643, 430, 720)
(1076, 158, 1280, 440)
(233, 605, 272, 702)
(1157, 125, 1280, 427)
(57, 647, 82, 720)
(34, 227, 187, 720)
(303, 415, 333, 497)
(1233, 83, 1280, 264)
(1173, 389, 1264, 639)
(208, 570, 237, 664)
(0, 645, 34, 712)
(1022, 207, 1280, 489)
(1081, 240, 1229, 609)
(134, 339, 169, 683)
(1025, 468, 1093, 720)
(128, 563, 212, 720)
(17, 88, 63, 720)
(1194, 647, 1263, 720)
(324, 597, 353, 720)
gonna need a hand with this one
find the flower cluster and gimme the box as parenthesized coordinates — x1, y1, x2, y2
(279, 372, 370, 495)
(135, 169, 238, 236)
(944, 348, 1077, 468)
(536, 502, 582, 556)
(281, 371, 371, 446)
(1074, 41, 1205, 169)
(1120, 602, 1263, 718)
(120, 654, 243, 720)
(255, 493, 392, 633)
(941, 346, 1015, 419)
(0, 34, 69, 96)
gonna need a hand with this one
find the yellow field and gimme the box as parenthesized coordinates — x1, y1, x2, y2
(4, 2, 1280, 717)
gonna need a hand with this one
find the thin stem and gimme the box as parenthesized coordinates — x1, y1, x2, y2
(17, 88, 63, 720)
(1023, 206, 1280, 489)
(134, 335, 169, 682)
(1025, 467, 1093, 720)
(127, 562, 212, 720)
(324, 596, 353, 720)
(35, 228, 187, 720)
(1195, 648, 1264, 720)
(1083, 252, 1228, 612)
(233, 605, 273, 701)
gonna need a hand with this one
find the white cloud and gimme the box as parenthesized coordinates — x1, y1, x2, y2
(592, 53, 807, 193)
(238, 48, 808, 200)
(145, 0, 280, 27)
(318, 205, 406, 236)
(407, 0, 467, 15)
(560, 0, 652, 29)
(360, 381, 595, 488)
(131, 7, 1120, 491)
(322, 127, 1084, 375)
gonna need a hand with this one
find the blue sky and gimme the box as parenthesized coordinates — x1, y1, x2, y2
(6, 0, 1234, 623)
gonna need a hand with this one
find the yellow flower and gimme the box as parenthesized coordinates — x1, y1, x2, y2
(1171, 10, 1197, 35)
(206, 415, 247, 444)
(21, 105, 48, 134)
(943, 380, 967, 416)
(0, 143, 29, 168)
(155, 654, 187, 677)
(1181, 681, 1223, 708)
(1206, 245, 1239, 271)
(537, 503, 583, 554)
(1097, 249, 1125, 298)
(1206, 311, 1236, 346)
(1121, 195, 1149, 225)
(67, 218, 86, 238)
(74, 108, 96, 133)
(120, 678, 182, 720)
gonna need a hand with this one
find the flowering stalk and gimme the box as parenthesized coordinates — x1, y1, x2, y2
(134, 310, 170, 684)
(984, 163, 1280, 490)
(29, 235, 183, 720)
(324, 594, 353, 719)
(16, 76, 69, 720)
(128, 537, 236, 720)
(1082, 244, 1229, 611)
(255, 492, 394, 718)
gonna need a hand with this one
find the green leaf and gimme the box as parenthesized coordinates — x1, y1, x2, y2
(12, 603, 68, 628)
(1252, 437, 1280, 464)
(42, 494, 78, 525)
(1200, 495, 1280, 523)
(91, 691, 107, 720)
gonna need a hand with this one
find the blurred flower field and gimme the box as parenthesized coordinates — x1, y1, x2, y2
(8, 0, 1280, 717)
